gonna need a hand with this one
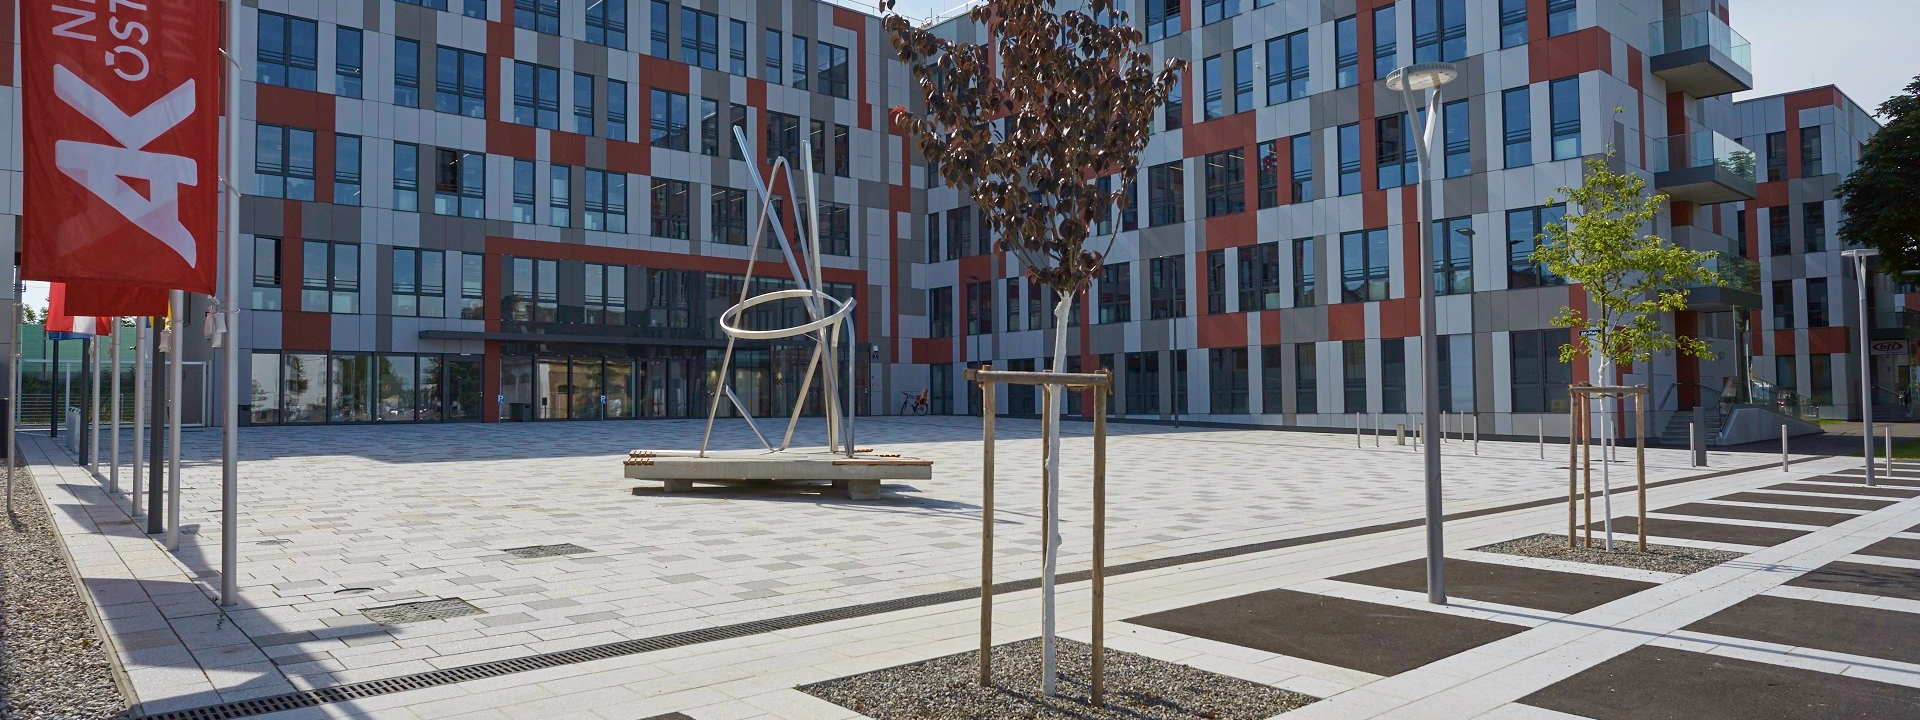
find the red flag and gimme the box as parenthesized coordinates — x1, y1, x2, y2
(22, 0, 221, 294)
(46, 283, 115, 336)
(63, 282, 170, 317)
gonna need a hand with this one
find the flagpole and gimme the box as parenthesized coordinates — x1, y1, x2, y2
(165, 291, 183, 552)
(133, 318, 146, 520)
(220, 0, 243, 607)
(90, 334, 100, 469)
(6, 278, 18, 514)
(110, 319, 121, 496)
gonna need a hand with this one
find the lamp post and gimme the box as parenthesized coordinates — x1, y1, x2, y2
(1844, 248, 1880, 487)
(1388, 61, 1458, 605)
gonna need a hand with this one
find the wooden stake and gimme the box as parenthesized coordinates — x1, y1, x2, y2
(1636, 391, 1647, 553)
(1568, 390, 1579, 549)
(1091, 370, 1109, 707)
(1040, 388, 1051, 566)
(1582, 393, 1593, 549)
(979, 367, 995, 686)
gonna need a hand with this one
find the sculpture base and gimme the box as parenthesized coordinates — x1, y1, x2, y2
(624, 449, 932, 500)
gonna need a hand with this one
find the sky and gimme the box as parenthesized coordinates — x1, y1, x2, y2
(21, 0, 1911, 313)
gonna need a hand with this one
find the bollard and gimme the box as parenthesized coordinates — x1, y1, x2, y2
(1374, 412, 1381, 447)
(1781, 425, 1790, 472)
(1472, 415, 1479, 455)
(1887, 425, 1895, 475)
(1689, 423, 1699, 467)
(1356, 415, 1363, 448)
(1415, 419, 1422, 449)
(1396, 423, 1406, 446)
(1538, 418, 1545, 459)
(1440, 412, 1448, 442)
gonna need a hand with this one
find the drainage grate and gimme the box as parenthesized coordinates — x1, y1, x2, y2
(501, 543, 592, 559)
(129, 461, 1780, 720)
(360, 598, 485, 625)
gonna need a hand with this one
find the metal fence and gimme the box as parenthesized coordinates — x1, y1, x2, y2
(18, 359, 209, 428)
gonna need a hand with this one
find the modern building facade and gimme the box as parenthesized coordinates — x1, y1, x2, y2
(0, 0, 1891, 434)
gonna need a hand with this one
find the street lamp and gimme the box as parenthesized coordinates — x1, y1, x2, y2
(1388, 61, 1458, 605)
(1843, 248, 1880, 487)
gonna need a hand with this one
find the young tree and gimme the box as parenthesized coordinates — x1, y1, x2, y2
(882, 0, 1181, 695)
(1840, 75, 1920, 271)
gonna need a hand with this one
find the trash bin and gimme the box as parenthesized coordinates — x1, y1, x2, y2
(67, 407, 82, 455)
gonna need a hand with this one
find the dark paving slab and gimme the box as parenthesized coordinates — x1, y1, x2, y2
(1786, 561, 1920, 602)
(1856, 537, 1920, 561)
(1656, 502, 1858, 527)
(1124, 588, 1525, 676)
(1715, 491, 1894, 511)
(1584, 516, 1810, 548)
(640, 715, 694, 720)
(1763, 482, 1920, 499)
(1811, 473, 1920, 488)
(1685, 594, 1920, 665)
(1330, 558, 1656, 615)
(1522, 645, 1920, 719)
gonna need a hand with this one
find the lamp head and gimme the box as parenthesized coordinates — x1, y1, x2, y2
(1385, 62, 1459, 92)
(1841, 248, 1880, 260)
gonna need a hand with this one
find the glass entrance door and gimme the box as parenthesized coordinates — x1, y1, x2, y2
(571, 358, 605, 419)
(536, 357, 569, 419)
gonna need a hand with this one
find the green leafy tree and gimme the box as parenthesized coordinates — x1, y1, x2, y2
(1535, 153, 1724, 374)
(1840, 75, 1920, 271)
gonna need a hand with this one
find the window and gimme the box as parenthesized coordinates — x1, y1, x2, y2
(651, 179, 690, 239)
(1768, 206, 1791, 256)
(1202, 0, 1241, 24)
(1738, 208, 1750, 258)
(252, 238, 282, 310)
(1373, 6, 1397, 80)
(1337, 123, 1361, 195)
(1775, 354, 1797, 392)
(1150, 255, 1187, 319)
(1293, 237, 1316, 307)
(1266, 31, 1308, 104)
(1343, 340, 1367, 412)
(947, 209, 971, 260)
(1233, 46, 1253, 113)
(254, 125, 316, 201)
(681, 9, 718, 69)
(1210, 348, 1250, 414)
(1171, 352, 1189, 415)
(458, 252, 485, 319)
(587, 0, 628, 48)
(1340, 229, 1390, 302)
(1432, 217, 1472, 295)
(1258, 345, 1284, 413)
(818, 42, 850, 99)
(513, 62, 561, 129)
(585, 169, 628, 232)
(1809, 354, 1834, 406)
(1238, 242, 1281, 312)
(930, 364, 953, 414)
(810, 120, 827, 172)
(1500, 0, 1528, 47)
(1206, 249, 1226, 314)
(1335, 16, 1359, 88)
(1127, 352, 1161, 415)
(1503, 87, 1532, 168)
(729, 103, 748, 159)
(336, 27, 363, 98)
(1145, 0, 1181, 43)
(608, 81, 629, 141)
(965, 280, 992, 335)
(585, 263, 628, 325)
(728, 19, 748, 74)
(1121, 179, 1138, 231)
(649, 1, 670, 56)
(550, 165, 572, 226)
(821, 203, 852, 256)
(1295, 343, 1318, 413)
(258, 12, 317, 91)
(1376, 113, 1413, 189)
(926, 212, 942, 261)
(1202, 55, 1223, 121)
(1807, 277, 1829, 328)
(394, 39, 420, 107)
(398, 0, 449, 11)
(1257, 141, 1280, 209)
(1510, 329, 1572, 413)
(834, 125, 851, 178)
(301, 241, 360, 314)
(1764, 131, 1788, 182)
(1437, 334, 1473, 412)
(1550, 77, 1581, 160)
(335, 134, 362, 206)
(1443, 99, 1471, 177)
(930, 286, 954, 337)
(713, 186, 747, 245)
(1291, 133, 1314, 202)
(1205, 150, 1245, 217)
(574, 73, 597, 135)
(435, 47, 486, 118)
(394, 143, 419, 211)
(1149, 161, 1185, 226)
(1165, 76, 1183, 131)
(392, 248, 445, 318)
(433, 149, 485, 219)
(1546, 0, 1576, 36)
(1028, 282, 1045, 330)
(1507, 205, 1566, 287)
(791, 35, 810, 90)
(515, 0, 559, 33)
(1772, 280, 1795, 328)
(766, 112, 800, 165)
(699, 99, 721, 156)
(511, 160, 536, 223)
(1803, 202, 1826, 252)
(1098, 262, 1132, 324)
(1381, 339, 1406, 413)
(763, 29, 783, 83)
(506, 256, 558, 322)
(1006, 279, 1021, 332)
(1413, 0, 1467, 63)
(1801, 125, 1824, 176)
(650, 89, 689, 150)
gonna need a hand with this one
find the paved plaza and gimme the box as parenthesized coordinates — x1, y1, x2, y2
(29, 416, 1920, 719)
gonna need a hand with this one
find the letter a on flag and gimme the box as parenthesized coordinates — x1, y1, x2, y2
(22, 0, 221, 294)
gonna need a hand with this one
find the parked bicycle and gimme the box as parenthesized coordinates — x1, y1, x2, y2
(899, 390, 930, 415)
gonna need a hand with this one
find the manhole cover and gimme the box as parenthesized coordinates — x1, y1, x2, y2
(360, 598, 484, 625)
(501, 543, 592, 559)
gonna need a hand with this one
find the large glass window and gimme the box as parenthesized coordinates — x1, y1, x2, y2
(585, 169, 628, 232)
(1149, 255, 1186, 320)
(1343, 340, 1367, 412)
(1801, 125, 1824, 176)
(574, 73, 597, 135)
(391, 248, 445, 318)
(432, 149, 485, 219)
(254, 125, 316, 201)
(1769, 206, 1791, 256)
(1807, 277, 1829, 328)
(250, 352, 283, 424)
(650, 89, 690, 150)
(1127, 352, 1160, 415)
(335, 27, 363, 99)
(1165, 76, 1184, 131)
(1210, 348, 1250, 414)
(1432, 217, 1473, 295)
(512, 159, 536, 223)
(302, 241, 359, 314)
(834, 124, 851, 178)
(513, 62, 561, 129)
(1098, 262, 1132, 324)
(252, 238, 282, 311)
(1772, 279, 1795, 329)
(1232, 46, 1253, 113)
(1338, 124, 1361, 196)
(763, 28, 783, 83)
(1503, 87, 1532, 168)
(1506, 205, 1566, 288)
(699, 99, 722, 156)
(1413, 0, 1467, 63)
(1257, 141, 1279, 209)
(821, 203, 852, 256)
(335, 135, 361, 206)
(648, 1, 670, 56)
(650, 178, 691, 239)
(727, 19, 748, 75)
(1238, 242, 1281, 312)
(435, 47, 486, 118)
(1500, 0, 1528, 47)
(1550, 77, 1581, 160)
(1295, 343, 1318, 414)
(394, 142, 419, 211)
(1373, 6, 1398, 79)
(1376, 113, 1414, 189)
(1443, 99, 1471, 177)
(1382, 339, 1406, 413)
(712, 186, 747, 245)
(818, 42, 850, 99)
(585, 264, 627, 325)
(1438, 334, 1474, 412)
(1266, 31, 1308, 105)
(1202, 54, 1224, 120)
(394, 38, 420, 107)
(1150, 161, 1185, 226)
(1510, 329, 1572, 413)
(929, 286, 953, 338)
(1204, 149, 1245, 217)
(515, 0, 560, 34)
(258, 12, 317, 90)
(1206, 249, 1226, 314)
(1340, 229, 1390, 302)
(330, 354, 374, 423)
(1145, 0, 1181, 43)
(965, 280, 993, 336)
(1292, 133, 1314, 202)
(283, 354, 327, 423)
(1810, 354, 1833, 406)
(550, 165, 572, 227)
(1546, 0, 1577, 36)
(1803, 201, 1827, 253)
(1201, 0, 1241, 25)
(766, 112, 801, 165)
(791, 35, 810, 90)
(681, 8, 718, 69)
(1334, 16, 1359, 88)
(587, 0, 628, 49)
(1293, 237, 1316, 307)
(458, 252, 485, 319)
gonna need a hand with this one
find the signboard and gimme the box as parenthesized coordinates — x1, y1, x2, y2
(1871, 340, 1908, 356)
(22, 0, 222, 294)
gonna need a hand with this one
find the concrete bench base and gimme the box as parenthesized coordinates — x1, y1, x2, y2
(626, 449, 931, 501)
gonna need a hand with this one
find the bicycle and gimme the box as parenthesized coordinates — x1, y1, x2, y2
(898, 390, 930, 415)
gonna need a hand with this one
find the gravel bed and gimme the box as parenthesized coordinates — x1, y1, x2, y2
(1, 468, 127, 720)
(801, 636, 1315, 720)
(1474, 533, 1744, 574)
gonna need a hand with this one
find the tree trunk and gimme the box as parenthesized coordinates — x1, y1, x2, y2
(1041, 291, 1073, 696)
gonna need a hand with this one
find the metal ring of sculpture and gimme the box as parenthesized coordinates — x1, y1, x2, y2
(717, 288, 854, 341)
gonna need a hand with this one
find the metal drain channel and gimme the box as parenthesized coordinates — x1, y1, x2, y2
(128, 461, 1779, 720)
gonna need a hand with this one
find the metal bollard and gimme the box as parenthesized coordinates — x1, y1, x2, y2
(1415, 419, 1422, 449)
(1781, 425, 1790, 472)
(1397, 423, 1406, 446)
(1472, 415, 1479, 455)
(1689, 423, 1699, 467)
(1356, 415, 1363, 448)
(1374, 413, 1381, 447)
(1887, 425, 1895, 475)
(1538, 418, 1544, 459)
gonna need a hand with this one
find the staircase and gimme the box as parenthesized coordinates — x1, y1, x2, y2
(1659, 407, 1724, 446)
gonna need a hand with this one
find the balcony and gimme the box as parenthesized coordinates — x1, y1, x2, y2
(1685, 255, 1760, 311)
(1649, 13, 1753, 98)
(1871, 310, 1920, 342)
(1649, 131, 1758, 205)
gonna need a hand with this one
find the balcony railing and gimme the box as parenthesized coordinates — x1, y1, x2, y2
(1648, 131, 1758, 204)
(1649, 13, 1753, 73)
